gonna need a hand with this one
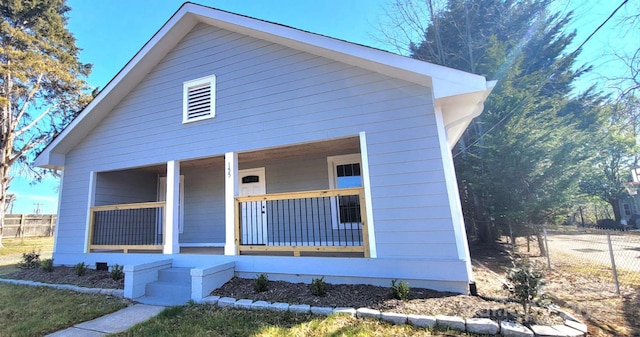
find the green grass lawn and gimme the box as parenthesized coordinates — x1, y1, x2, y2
(0, 283, 129, 336)
(0, 236, 54, 275)
(0, 236, 53, 258)
(114, 305, 475, 337)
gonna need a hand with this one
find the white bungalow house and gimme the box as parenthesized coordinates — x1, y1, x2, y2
(35, 3, 495, 305)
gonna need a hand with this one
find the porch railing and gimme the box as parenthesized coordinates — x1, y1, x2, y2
(88, 201, 165, 253)
(235, 188, 370, 257)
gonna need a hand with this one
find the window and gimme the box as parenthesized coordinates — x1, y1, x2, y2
(624, 203, 631, 216)
(183, 75, 216, 123)
(327, 154, 362, 229)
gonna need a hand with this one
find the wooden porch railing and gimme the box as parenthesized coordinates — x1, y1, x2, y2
(235, 188, 370, 257)
(88, 201, 165, 253)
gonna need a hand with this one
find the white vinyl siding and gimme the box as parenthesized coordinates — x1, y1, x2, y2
(183, 75, 215, 123)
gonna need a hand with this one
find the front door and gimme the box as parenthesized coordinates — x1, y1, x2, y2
(239, 168, 267, 245)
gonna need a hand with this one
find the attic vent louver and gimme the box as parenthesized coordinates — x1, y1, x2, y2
(183, 75, 216, 123)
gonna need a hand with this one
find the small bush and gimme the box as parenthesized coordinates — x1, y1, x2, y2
(254, 273, 269, 292)
(18, 250, 41, 269)
(40, 258, 54, 272)
(74, 262, 87, 276)
(391, 279, 410, 301)
(110, 264, 124, 281)
(504, 258, 545, 321)
(310, 277, 327, 297)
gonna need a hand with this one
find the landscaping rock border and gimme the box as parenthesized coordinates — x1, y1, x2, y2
(0, 278, 124, 297)
(198, 295, 588, 337)
(0, 278, 587, 336)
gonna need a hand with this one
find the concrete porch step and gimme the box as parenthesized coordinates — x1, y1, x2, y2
(158, 267, 192, 284)
(136, 295, 191, 306)
(145, 280, 191, 299)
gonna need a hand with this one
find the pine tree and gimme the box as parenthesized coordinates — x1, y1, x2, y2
(0, 0, 91, 247)
(405, 0, 597, 247)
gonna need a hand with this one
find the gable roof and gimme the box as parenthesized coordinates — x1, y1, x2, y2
(35, 2, 494, 169)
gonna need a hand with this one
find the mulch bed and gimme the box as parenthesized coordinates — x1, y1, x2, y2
(211, 277, 563, 325)
(1, 263, 564, 326)
(2, 266, 123, 289)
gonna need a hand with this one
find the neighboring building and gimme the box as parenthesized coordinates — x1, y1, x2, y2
(620, 177, 640, 229)
(35, 3, 495, 305)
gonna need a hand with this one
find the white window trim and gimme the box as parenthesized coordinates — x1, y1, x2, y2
(327, 153, 362, 230)
(183, 75, 216, 123)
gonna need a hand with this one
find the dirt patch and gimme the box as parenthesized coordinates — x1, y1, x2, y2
(510, 234, 640, 337)
(2, 266, 123, 289)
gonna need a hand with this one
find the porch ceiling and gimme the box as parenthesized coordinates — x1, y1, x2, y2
(239, 137, 360, 164)
(137, 137, 360, 172)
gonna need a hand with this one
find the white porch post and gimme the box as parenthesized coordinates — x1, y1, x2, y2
(84, 171, 97, 253)
(224, 152, 238, 255)
(359, 132, 377, 258)
(164, 160, 180, 254)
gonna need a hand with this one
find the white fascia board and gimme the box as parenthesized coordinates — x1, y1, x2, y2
(33, 151, 65, 170)
(437, 80, 496, 148)
(35, 3, 491, 168)
(187, 4, 488, 92)
(34, 6, 199, 168)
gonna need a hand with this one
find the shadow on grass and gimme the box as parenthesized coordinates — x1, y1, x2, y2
(623, 285, 640, 337)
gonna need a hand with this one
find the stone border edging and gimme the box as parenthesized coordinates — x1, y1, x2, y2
(0, 278, 588, 337)
(0, 278, 124, 297)
(200, 295, 588, 337)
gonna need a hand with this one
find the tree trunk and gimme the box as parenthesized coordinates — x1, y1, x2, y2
(0, 162, 7, 248)
(608, 198, 622, 222)
(535, 231, 547, 257)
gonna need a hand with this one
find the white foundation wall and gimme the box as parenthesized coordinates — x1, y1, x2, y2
(51, 253, 470, 294)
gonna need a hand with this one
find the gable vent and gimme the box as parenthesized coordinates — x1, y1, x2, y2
(187, 84, 211, 119)
(183, 75, 216, 123)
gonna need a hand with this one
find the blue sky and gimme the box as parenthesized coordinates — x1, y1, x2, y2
(7, 0, 637, 214)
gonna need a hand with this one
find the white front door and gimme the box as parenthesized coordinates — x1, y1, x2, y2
(239, 168, 267, 245)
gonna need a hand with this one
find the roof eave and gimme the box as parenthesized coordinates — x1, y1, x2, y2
(35, 3, 492, 168)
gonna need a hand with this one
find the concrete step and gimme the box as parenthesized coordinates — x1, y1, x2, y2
(158, 267, 191, 284)
(136, 295, 191, 306)
(145, 281, 191, 299)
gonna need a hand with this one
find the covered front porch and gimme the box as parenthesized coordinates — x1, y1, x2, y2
(85, 134, 376, 258)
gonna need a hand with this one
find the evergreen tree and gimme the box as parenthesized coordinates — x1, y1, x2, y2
(0, 0, 91, 247)
(580, 97, 640, 222)
(406, 0, 596, 248)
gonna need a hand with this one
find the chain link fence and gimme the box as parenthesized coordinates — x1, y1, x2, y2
(542, 228, 640, 294)
(508, 227, 640, 294)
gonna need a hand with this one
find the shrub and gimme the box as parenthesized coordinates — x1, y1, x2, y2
(18, 250, 41, 269)
(74, 262, 87, 276)
(110, 264, 124, 281)
(310, 277, 327, 297)
(504, 259, 545, 321)
(40, 258, 54, 272)
(391, 279, 410, 301)
(254, 273, 269, 292)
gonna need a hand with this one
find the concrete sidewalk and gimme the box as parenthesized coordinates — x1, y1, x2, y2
(46, 304, 166, 337)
